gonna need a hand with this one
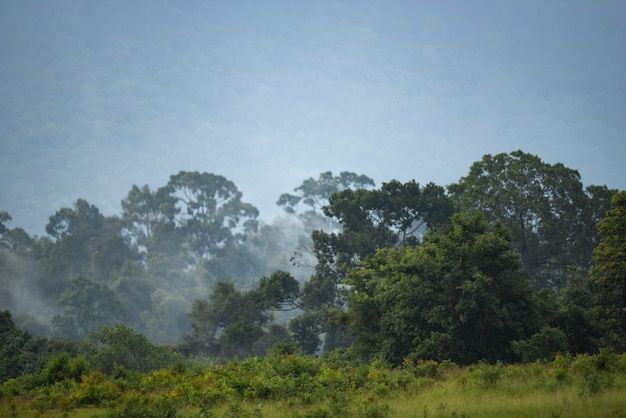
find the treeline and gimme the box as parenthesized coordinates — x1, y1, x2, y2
(1, 171, 312, 345)
(1, 150, 625, 381)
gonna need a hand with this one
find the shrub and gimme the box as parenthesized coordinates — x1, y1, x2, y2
(89, 324, 184, 374)
(321, 347, 361, 370)
(267, 352, 321, 379)
(185, 372, 238, 410)
(571, 349, 619, 394)
(30, 380, 78, 413)
(551, 352, 572, 383)
(266, 341, 302, 357)
(71, 371, 121, 406)
(401, 358, 442, 379)
(40, 352, 88, 385)
(469, 360, 504, 388)
(511, 327, 569, 363)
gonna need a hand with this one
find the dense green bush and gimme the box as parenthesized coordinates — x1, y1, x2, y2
(40, 351, 88, 385)
(469, 360, 505, 388)
(570, 349, 625, 394)
(89, 324, 184, 374)
(512, 326, 570, 362)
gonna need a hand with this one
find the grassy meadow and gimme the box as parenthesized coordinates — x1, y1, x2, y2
(1, 351, 625, 418)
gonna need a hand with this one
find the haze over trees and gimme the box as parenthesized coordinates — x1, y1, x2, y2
(0, 150, 624, 372)
(448, 150, 615, 289)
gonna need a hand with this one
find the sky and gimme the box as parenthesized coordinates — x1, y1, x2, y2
(1, 0, 625, 236)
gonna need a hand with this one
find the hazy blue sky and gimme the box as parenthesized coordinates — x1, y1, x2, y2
(1, 0, 625, 235)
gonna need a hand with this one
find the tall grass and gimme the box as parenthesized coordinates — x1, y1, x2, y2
(1, 351, 625, 417)
(391, 379, 626, 418)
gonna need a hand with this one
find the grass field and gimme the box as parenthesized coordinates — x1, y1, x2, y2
(1, 352, 625, 417)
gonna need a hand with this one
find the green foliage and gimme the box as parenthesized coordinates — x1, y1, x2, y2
(0, 310, 49, 382)
(289, 311, 323, 355)
(121, 184, 178, 253)
(0, 311, 89, 390)
(448, 150, 616, 289)
(0, 211, 34, 253)
(44, 199, 139, 286)
(589, 190, 626, 351)
(524, 274, 604, 358)
(258, 270, 301, 311)
(89, 323, 183, 374)
(265, 341, 302, 357)
(71, 370, 121, 406)
(277, 171, 375, 231)
(512, 326, 570, 362)
(320, 347, 361, 370)
(0, 350, 88, 397)
(3, 352, 626, 417)
(570, 349, 623, 394)
(347, 213, 535, 364)
(3, 171, 279, 347)
(2, 160, 626, 385)
(104, 391, 178, 418)
(400, 358, 449, 380)
(289, 179, 454, 355)
(469, 360, 505, 388)
(39, 351, 88, 385)
(183, 277, 298, 360)
(326, 179, 454, 247)
(164, 171, 259, 264)
(52, 277, 127, 340)
(556, 283, 603, 355)
(551, 352, 572, 382)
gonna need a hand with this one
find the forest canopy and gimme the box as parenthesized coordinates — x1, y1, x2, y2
(1, 151, 624, 374)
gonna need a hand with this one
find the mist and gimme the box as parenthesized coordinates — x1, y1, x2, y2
(1, 0, 625, 237)
(0, 250, 60, 336)
(0, 182, 316, 345)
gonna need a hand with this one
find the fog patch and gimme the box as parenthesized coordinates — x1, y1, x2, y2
(0, 250, 59, 336)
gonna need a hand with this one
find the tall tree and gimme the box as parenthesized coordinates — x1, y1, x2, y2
(51, 276, 127, 340)
(43, 199, 137, 284)
(577, 185, 618, 270)
(183, 273, 298, 359)
(292, 180, 453, 353)
(0, 311, 59, 381)
(121, 184, 178, 254)
(1, 310, 36, 381)
(277, 171, 375, 232)
(448, 150, 612, 289)
(589, 190, 626, 351)
(326, 180, 453, 249)
(44, 199, 105, 282)
(0, 211, 12, 250)
(346, 213, 534, 364)
(164, 171, 259, 264)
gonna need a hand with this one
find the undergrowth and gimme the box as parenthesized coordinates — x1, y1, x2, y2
(1, 350, 625, 417)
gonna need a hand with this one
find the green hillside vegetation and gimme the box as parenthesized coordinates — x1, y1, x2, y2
(1, 348, 625, 417)
(1, 151, 626, 416)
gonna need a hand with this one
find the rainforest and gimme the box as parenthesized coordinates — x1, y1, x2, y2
(1, 150, 626, 417)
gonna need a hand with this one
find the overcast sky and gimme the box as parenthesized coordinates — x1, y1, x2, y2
(1, 0, 625, 235)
